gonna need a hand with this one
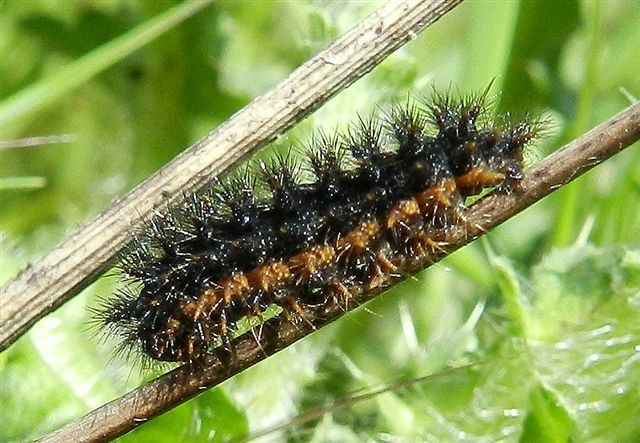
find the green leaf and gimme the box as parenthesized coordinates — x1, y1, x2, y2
(520, 385, 573, 443)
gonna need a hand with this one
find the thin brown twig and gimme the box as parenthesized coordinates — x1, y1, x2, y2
(248, 362, 481, 441)
(0, 134, 75, 149)
(0, 0, 464, 352)
(37, 103, 640, 443)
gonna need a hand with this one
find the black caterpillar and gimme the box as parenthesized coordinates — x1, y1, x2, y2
(97, 90, 539, 363)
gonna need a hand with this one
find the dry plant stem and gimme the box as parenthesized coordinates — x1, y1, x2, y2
(38, 103, 640, 443)
(0, 0, 464, 351)
(0, 134, 75, 149)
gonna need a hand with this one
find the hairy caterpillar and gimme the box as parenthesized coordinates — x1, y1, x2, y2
(97, 91, 539, 364)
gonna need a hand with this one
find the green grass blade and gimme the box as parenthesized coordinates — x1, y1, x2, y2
(0, 0, 212, 129)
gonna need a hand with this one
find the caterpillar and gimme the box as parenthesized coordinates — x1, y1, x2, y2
(97, 90, 540, 364)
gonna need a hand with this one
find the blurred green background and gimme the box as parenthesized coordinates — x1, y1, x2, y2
(1, 1, 639, 442)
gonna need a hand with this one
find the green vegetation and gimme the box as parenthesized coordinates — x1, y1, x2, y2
(1, 1, 638, 441)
